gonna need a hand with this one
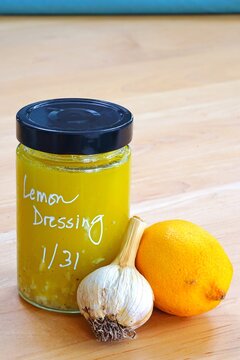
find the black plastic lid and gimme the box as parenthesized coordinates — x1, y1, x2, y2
(16, 98, 133, 155)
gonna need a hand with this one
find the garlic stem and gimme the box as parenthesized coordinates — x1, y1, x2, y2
(113, 216, 147, 267)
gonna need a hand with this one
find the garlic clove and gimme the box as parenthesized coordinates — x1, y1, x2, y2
(77, 216, 154, 342)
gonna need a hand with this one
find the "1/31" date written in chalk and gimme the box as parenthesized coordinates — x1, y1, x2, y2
(41, 244, 80, 270)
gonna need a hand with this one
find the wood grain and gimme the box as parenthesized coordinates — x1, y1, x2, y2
(0, 15, 240, 360)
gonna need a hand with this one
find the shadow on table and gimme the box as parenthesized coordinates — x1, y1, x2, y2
(17, 296, 218, 359)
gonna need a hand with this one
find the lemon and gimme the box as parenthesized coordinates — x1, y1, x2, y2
(136, 220, 233, 317)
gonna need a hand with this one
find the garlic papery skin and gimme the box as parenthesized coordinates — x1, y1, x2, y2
(77, 217, 154, 342)
(78, 264, 153, 329)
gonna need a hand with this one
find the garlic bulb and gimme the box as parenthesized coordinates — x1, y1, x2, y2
(77, 216, 154, 342)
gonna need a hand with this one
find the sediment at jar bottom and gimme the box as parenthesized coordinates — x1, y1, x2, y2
(18, 289, 80, 313)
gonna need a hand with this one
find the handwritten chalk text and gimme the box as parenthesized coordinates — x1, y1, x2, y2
(23, 174, 79, 206)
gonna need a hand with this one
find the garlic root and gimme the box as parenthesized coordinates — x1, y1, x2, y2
(88, 316, 136, 342)
(77, 216, 154, 342)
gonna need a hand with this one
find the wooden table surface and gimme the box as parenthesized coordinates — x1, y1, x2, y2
(0, 15, 240, 360)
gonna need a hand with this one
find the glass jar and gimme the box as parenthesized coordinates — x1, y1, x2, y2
(16, 98, 132, 313)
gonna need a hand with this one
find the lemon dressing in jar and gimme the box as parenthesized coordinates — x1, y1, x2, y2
(16, 98, 132, 313)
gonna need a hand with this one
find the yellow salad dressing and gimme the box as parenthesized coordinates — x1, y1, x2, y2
(16, 99, 133, 312)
